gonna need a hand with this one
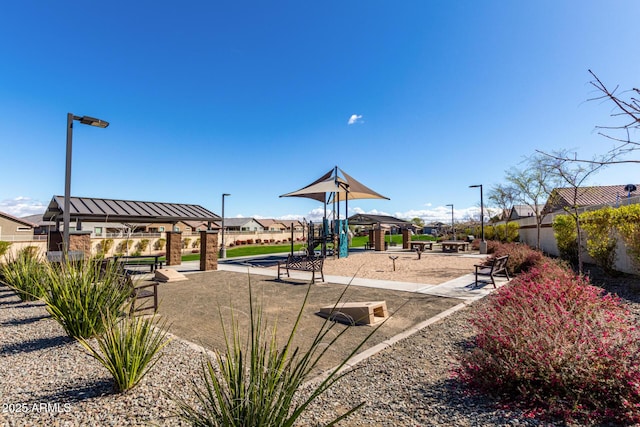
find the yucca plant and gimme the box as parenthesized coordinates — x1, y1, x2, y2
(0, 248, 47, 301)
(41, 258, 132, 339)
(172, 275, 387, 426)
(78, 313, 171, 392)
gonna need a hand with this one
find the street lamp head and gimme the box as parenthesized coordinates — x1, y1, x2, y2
(78, 116, 109, 128)
(223, 193, 231, 197)
(469, 184, 482, 188)
(446, 204, 453, 207)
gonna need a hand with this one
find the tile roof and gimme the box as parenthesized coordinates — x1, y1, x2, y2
(544, 184, 640, 212)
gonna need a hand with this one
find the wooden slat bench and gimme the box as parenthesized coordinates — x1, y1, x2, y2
(119, 274, 159, 315)
(474, 255, 510, 288)
(277, 255, 325, 283)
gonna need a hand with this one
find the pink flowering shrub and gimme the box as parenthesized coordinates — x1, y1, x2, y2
(458, 262, 640, 423)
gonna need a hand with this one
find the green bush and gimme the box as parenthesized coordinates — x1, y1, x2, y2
(183, 238, 192, 249)
(78, 313, 171, 392)
(458, 262, 640, 424)
(581, 207, 617, 274)
(154, 238, 166, 250)
(0, 249, 46, 301)
(99, 238, 114, 255)
(172, 280, 384, 426)
(552, 214, 578, 265)
(117, 239, 134, 254)
(613, 204, 640, 271)
(40, 259, 132, 339)
(192, 237, 200, 248)
(484, 223, 519, 243)
(137, 239, 150, 253)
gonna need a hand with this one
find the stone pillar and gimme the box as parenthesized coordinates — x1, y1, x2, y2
(374, 228, 385, 251)
(402, 229, 411, 249)
(69, 231, 92, 260)
(166, 231, 182, 266)
(200, 230, 219, 271)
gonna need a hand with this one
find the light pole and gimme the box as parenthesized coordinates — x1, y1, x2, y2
(219, 193, 230, 258)
(445, 204, 455, 241)
(470, 184, 487, 254)
(63, 113, 109, 254)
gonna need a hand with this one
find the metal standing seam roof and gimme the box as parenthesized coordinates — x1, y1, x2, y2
(43, 196, 221, 224)
(347, 214, 412, 227)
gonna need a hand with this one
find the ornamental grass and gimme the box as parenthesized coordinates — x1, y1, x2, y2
(0, 248, 47, 301)
(40, 258, 132, 339)
(458, 261, 640, 424)
(172, 276, 386, 426)
(78, 313, 171, 392)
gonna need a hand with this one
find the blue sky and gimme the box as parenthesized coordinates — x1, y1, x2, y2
(2, 1, 639, 223)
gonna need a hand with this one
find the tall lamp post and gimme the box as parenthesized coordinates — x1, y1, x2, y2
(220, 193, 231, 258)
(64, 113, 109, 254)
(445, 204, 455, 241)
(469, 184, 487, 254)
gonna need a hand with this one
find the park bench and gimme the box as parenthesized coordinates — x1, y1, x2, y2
(277, 255, 325, 283)
(474, 255, 510, 288)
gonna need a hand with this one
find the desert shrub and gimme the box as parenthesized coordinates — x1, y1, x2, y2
(172, 280, 384, 426)
(0, 249, 47, 301)
(458, 263, 640, 424)
(247, 239, 254, 244)
(40, 259, 132, 339)
(192, 238, 200, 248)
(183, 238, 192, 249)
(552, 214, 578, 265)
(581, 207, 617, 274)
(154, 238, 166, 251)
(137, 239, 150, 253)
(97, 238, 114, 256)
(484, 242, 543, 275)
(78, 314, 170, 392)
(117, 239, 134, 254)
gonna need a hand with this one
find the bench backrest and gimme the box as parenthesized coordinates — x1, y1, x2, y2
(493, 255, 509, 272)
(287, 255, 323, 270)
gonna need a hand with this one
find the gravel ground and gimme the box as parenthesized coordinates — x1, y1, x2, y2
(2, 265, 638, 426)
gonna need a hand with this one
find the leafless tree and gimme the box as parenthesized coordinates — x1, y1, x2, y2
(505, 156, 561, 249)
(488, 183, 518, 240)
(538, 70, 640, 164)
(539, 149, 609, 273)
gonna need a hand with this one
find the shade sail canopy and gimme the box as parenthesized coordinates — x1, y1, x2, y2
(280, 167, 389, 203)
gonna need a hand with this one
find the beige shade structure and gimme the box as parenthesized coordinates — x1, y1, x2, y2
(279, 167, 389, 203)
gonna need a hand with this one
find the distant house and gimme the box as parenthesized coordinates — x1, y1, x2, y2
(257, 219, 304, 232)
(508, 205, 541, 220)
(146, 220, 210, 234)
(423, 222, 446, 236)
(223, 218, 264, 232)
(0, 211, 36, 241)
(21, 213, 55, 236)
(543, 184, 640, 214)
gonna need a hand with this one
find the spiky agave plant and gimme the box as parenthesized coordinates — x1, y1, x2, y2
(0, 249, 47, 301)
(172, 273, 388, 426)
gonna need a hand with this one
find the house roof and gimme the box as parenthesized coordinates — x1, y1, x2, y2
(43, 196, 220, 224)
(348, 214, 412, 227)
(544, 184, 640, 213)
(0, 211, 37, 228)
(222, 217, 260, 227)
(509, 205, 540, 219)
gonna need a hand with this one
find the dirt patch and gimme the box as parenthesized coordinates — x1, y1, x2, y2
(318, 251, 484, 283)
(156, 270, 464, 376)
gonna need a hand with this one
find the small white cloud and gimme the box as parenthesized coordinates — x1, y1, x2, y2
(0, 197, 46, 217)
(348, 114, 363, 125)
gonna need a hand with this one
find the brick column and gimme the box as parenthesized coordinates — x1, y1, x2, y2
(69, 231, 92, 259)
(368, 230, 375, 249)
(166, 231, 182, 266)
(402, 229, 411, 249)
(199, 230, 219, 271)
(374, 228, 385, 251)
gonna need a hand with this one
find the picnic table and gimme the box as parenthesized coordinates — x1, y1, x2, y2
(440, 241, 470, 253)
(409, 241, 433, 251)
(113, 255, 164, 272)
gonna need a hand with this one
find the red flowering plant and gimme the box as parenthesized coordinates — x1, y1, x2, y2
(457, 262, 640, 423)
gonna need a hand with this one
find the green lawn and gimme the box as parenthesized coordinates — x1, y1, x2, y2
(169, 233, 434, 261)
